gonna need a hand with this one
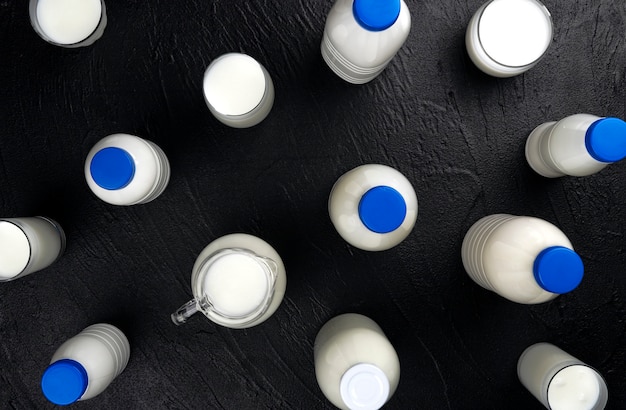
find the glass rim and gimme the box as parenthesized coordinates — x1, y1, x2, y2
(476, 0, 553, 68)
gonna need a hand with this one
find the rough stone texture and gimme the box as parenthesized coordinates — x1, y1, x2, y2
(0, 0, 624, 409)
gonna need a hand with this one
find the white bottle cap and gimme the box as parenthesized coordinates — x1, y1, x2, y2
(478, 0, 552, 67)
(0, 221, 31, 279)
(340, 364, 390, 410)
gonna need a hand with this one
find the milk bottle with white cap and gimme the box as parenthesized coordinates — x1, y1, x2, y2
(461, 214, 584, 304)
(314, 313, 400, 410)
(41, 324, 130, 406)
(321, 0, 411, 84)
(84, 134, 171, 206)
(171, 233, 287, 329)
(518, 342, 608, 410)
(465, 0, 553, 77)
(525, 114, 626, 177)
(0, 216, 65, 281)
(328, 164, 418, 251)
(29, 0, 107, 47)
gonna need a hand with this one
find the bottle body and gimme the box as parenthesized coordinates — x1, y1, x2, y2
(203, 53, 274, 128)
(29, 0, 107, 48)
(42, 324, 130, 405)
(314, 313, 400, 410)
(461, 214, 584, 304)
(321, 0, 411, 84)
(0, 217, 65, 281)
(172, 233, 287, 329)
(465, 0, 553, 77)
(85, 134, 171, 206)
(525, 114, 626, 177)
(329, 164, 417, 251)
(517, 343, 608, 410)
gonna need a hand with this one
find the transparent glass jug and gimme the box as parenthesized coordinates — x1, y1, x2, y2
(171, 234, 286, 329)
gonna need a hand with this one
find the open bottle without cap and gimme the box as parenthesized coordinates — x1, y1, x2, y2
(171, 234, 287, 329)
(461, 214, 584, 304)
(314, 313, 400, 410)
(526, 114, 626, 177)
(517, 343, 608, 410)
(29, 0, 107, 47)
(0, 217, 65, 281)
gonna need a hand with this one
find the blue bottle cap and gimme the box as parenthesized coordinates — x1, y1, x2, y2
(358, 185, 407, 233)
(533, 246, 584, 294)
(585, 117, 626, 163)
(353, 0, 401, 32)
(41, 359, 88, 405)
(90, 147, 135, 190)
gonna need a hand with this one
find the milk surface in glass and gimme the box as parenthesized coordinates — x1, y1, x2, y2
(36, 0, 102, 45)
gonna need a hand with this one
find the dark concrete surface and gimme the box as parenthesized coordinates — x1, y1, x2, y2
(0, 0, 624, 408)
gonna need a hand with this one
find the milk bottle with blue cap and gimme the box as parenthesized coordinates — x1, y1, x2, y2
(84, 134, 171, 206)
(321, 0, 411, 84)
(329, 164, 418, 251)
(461, 214, 584, 304)
(314, 314, 400, 410)
(525, 114, 626, 177)
(41, 324, 130, 406)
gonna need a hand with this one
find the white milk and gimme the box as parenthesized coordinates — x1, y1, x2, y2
(31, 0, 107, 47)
(321, 0, 411, 84)
(172, 234, 287, 329)
(84, 134, 171, 206)
(42, 324, 130, 405)
(461, 214, 584, 304)
(517, 343, 608, 409)
(203, 53, 274, 128)
(328, 164, 418, 251)
(202, 252, 270, 318)
(0, 217, 65, 281)
(466, 0, 552, 77)
(526, 114, 626, 177)
(314, 314, 400, 410)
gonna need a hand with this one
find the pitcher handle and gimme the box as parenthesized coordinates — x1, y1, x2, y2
(171, 299, 199, 325)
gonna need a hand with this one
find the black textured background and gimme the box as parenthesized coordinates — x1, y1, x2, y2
(1, 0, 625, 409)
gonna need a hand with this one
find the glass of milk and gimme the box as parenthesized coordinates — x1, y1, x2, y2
(518, 343, 608, 410)
(171, 234, 287, 329)
(0, 217, 65, 281)
(29, 0, 107, 47)
(465, 0, 553, 77)
(203, 53, 275, 128)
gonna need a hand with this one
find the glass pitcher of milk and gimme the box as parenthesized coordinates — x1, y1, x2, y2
(171, 234, 287, 329)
